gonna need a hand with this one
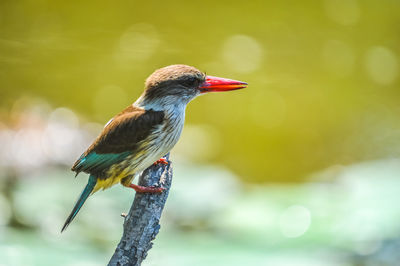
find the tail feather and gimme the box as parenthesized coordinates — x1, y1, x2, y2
(61, 175, 97, 232)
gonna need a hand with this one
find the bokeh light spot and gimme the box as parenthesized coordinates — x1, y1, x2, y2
(365, 46, 398, 85)
(279, 205, 311, 238)
(324, 0, 360, 26)
(42, 108, 84, 163)
(114, 23, 160, 67)
(222, 35, 263, 73)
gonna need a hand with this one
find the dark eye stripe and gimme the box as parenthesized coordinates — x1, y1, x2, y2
(181, 76, 199, 87)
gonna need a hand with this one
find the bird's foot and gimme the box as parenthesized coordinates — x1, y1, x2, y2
(129, 183, 165, 193)
(153, 158, 168, 165)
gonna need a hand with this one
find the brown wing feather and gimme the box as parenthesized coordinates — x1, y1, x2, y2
(71, 105, 164, 173)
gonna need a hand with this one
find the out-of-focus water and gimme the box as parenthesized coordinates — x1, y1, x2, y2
(0, 104, 399, 265)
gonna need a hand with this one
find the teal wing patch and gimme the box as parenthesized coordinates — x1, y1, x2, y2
(73, 151, 131, 175)
(71, 105, 164, 176)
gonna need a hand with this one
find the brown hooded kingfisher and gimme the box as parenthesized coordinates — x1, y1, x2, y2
(61, 64, 247, 232)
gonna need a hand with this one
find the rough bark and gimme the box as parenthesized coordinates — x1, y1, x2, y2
(108, 154, 172, 266)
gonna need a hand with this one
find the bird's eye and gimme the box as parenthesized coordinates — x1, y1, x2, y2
(183, 77, 197, 87)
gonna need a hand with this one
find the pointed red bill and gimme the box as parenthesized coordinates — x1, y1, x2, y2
(199, 75, 247, 93)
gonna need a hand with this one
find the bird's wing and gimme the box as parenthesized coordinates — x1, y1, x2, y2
(72, 105, 164, 175)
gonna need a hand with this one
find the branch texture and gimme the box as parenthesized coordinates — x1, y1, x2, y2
(108, 154, 172, 266)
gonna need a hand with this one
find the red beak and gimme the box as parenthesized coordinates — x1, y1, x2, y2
(199, 75, 247, 93)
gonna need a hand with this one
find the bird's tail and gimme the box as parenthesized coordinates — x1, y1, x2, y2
(61, 175, 97, 232)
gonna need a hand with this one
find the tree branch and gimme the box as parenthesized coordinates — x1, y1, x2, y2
(108, 154, 172, 266)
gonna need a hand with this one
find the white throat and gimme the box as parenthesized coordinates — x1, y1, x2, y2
(133, 95, 189, 126)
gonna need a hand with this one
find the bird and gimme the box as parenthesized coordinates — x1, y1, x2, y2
(61, 64, 247, 232)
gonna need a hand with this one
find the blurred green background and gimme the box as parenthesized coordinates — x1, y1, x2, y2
(1, 0, 400, 265)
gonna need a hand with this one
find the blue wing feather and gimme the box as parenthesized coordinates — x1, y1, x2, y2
(71, 106, 164, 175)
(74, 151, 131, 174)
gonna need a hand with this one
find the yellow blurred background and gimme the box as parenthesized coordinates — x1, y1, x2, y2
(1, 0, 400, 265)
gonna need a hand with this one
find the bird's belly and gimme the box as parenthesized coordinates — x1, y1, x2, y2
(93, 158, 137, 192)
(94, 125, 182, 192)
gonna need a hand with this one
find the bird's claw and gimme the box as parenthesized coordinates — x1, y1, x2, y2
(129, 183, 165, 193)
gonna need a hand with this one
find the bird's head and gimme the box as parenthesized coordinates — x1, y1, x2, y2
(138, 64, 247, 108)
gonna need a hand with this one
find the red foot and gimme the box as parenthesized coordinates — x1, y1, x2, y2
(153, 158, 168, 165)
(129, 183, 164, 193)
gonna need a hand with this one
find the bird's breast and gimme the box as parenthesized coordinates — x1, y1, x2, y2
(147, 110, 185, 157)
(122, 109, 185, 174)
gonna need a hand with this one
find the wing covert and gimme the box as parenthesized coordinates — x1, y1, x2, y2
(72, 105, 164, 175)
